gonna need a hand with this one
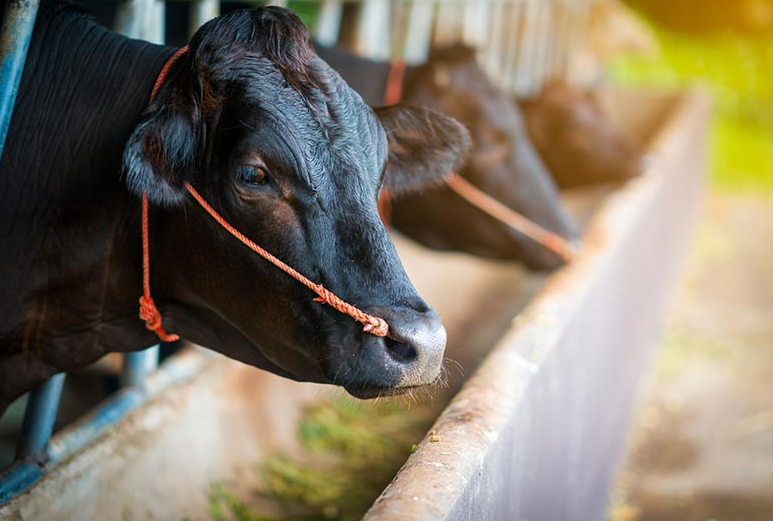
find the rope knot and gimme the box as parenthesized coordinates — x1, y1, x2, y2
(309, 283, 389, 337)
(362, 317, 389, 337)
(139, 295, 180, 342)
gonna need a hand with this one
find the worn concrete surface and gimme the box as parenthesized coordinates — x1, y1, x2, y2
(610, 192, 773, 521)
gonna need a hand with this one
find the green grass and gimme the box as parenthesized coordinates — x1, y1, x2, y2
(207, 397, 438, 521)
(608, 27, 773, 193)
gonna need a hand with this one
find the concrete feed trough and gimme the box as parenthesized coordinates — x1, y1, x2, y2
(0, 89, 708, 521)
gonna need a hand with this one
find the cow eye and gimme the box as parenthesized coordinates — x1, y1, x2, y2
(235, 165, 269, 186)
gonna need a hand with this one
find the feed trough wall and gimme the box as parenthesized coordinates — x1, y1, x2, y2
(365, 90, 709, 521)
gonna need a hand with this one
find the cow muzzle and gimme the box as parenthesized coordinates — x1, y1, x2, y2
(335, 304, 447, 399)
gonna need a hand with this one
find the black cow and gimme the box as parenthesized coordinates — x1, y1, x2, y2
(0, 1, 470, 413)
(315, 44, 580, 269)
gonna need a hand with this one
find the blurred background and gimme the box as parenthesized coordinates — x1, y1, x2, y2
(608, 1, 773, 520)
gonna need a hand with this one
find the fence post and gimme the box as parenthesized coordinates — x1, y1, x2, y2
(355, 0, 391, 60)
(121, 347, 161, 388)
(0, 0, 40, 161)
(314, 0, 343, 47)
(14, 374, 66, 463)
(432, 1, 461, 47)
(114, 0, 165, 43)
(189, 0, 220, 38)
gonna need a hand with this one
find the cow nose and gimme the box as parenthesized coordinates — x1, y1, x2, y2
(368, 305, 447, 386)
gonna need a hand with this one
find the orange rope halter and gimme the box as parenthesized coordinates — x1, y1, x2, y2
(379, 59, 577, 263)
(139, 46, 389, 341)
(383, 59, 407, 106)
(445, 174, 576, 262)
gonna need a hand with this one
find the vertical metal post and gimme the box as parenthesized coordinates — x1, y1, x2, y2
(402, 0, 434, 65)
(483, 0, 506, 79)
(433, 0, 462, 47)
(114, 0, 165, 43)
(513, 0, 540, 95)
(121, 346, 160, 388)
(355, 0, 391, 60)
(14, 374, 66, 461)
(501, 1, 524, 93)
(462, 0, 488, 49)
(189, 0, 220, 39)
(0, 0, 40, 161)
(151, 0, 166, 45)
(313, 0, 344, 47)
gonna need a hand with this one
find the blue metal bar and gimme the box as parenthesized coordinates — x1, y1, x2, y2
(121, 346, 160, 388)
(0, 461, 42, 504)
(48, 387, 144, 464)
(0, 0, 40, 161)
(0, 350, 206, 505)
(51, 348, 205, 464)
(14, 374, 65, 461)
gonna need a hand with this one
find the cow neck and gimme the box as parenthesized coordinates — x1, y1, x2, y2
(0, 9, 179, 403)
(0, 5, 174, 338)
(141, 49, 390, 342)
(6, 4, 176, 190)
(378, 61, 577, 262)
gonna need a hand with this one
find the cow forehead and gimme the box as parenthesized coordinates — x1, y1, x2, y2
(220, 55, 387, 191)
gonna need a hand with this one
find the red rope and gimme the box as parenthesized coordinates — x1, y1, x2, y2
(185, 184, 388, 336)
(139, 46, 389, 340)
(445, 174, 577, 262)
(140, 193, 179, 342)
(383, 59, 407, 106)
(136, 47, 189, 342)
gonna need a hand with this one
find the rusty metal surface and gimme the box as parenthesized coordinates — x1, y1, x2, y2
(363, 89, 710, 521)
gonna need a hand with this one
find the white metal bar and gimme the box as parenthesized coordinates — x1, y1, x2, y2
(501, 1, 524, 92)
(313, 0, 344, 46)
(513, 0, 541, 95)
(482, 0, 505, 77)
(189, 0, 219, 38)
(530, 0, 552, 93)
(462, 0, 489, 48)
(151, 0, 165, 44)
(432, 0, 461, 47)
(113, 0, 164, 43)
(355, 0, 391, 60)
(402, 0, 435, 64)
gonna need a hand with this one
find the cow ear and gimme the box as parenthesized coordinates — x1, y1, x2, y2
(375, 104, 471, 197)
(123, 75, 200, 206)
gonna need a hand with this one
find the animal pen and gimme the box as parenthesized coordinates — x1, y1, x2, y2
(0, 0, 708, 519)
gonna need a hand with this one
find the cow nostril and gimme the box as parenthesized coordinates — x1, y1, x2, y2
(385, 337, 417, 363)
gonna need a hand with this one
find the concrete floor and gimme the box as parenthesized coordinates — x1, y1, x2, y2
(610, 192, 773, 521)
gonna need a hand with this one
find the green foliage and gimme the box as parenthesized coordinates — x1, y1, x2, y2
(286, 2, 321, 30)
(208, 397, 438, 521)
(609, 27, 773, 193)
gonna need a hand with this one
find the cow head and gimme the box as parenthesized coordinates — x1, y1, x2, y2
(122, 8, 469, 398)
(519, 81, 645, 189)
(389, 46, 580, 270)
